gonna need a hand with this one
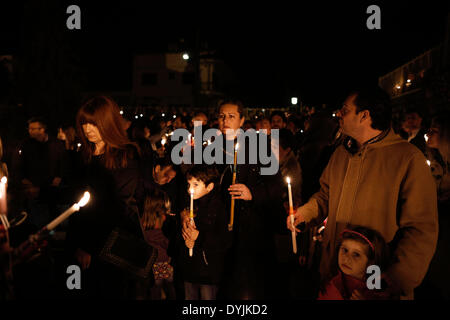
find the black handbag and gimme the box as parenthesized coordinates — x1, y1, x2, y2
(99, 226, 158, 281)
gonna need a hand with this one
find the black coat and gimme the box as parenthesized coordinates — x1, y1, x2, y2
(180, 187, 232, 285)
(217, 134, 285, 299)
(66, 154, 142, 257)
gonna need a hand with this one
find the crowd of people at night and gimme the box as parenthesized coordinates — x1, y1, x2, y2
(0, 85, 449, 300)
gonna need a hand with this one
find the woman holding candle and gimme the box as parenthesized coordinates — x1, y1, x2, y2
(66, 95, 144, 298)
(215, 100, 284, 299)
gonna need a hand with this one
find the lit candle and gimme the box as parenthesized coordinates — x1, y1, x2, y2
(424, 134, 428, 143)
(46, 192, 90, 231)
(189, 188, 194, 257)
(161, 138, 166, 146)
(286, 177, 297, 254)
(426, 160, 431, 167)
(228, 143, 239, 231)
(0, 176, 7, 216)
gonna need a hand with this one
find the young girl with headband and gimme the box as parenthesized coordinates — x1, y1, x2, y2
(318, 225, 399, 300)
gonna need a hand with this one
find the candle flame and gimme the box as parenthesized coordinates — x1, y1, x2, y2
(77, 192, 90, 207)
(190, 188, 194, 195)
(235, 143, 239, 151)
(161, 138, 166, 146)
(426, 160, 431, 167)
(424, 134, 428, 143)
(0, 177, 7, 185)
(286, 177, 291, 184)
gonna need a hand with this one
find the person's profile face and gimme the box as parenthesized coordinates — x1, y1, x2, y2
(218, 104, 245, 135)
(336, 94, 362, 137)
(187, 177, 212, 200)
(426, 127, 440, 149)
(57, 128, 67, 141)
(155, 165, 176, 185)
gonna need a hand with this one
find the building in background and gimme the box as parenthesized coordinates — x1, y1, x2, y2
(378, 12, 450, 123)
(132, 51, 233, 111)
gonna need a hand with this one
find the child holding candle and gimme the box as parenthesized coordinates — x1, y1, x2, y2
(181, 165, 232, 300)
(318, 225, 399, 300)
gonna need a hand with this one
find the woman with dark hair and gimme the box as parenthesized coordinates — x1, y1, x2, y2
(66, 95, 144, 298)
(420, 112, 450, 299)
(57, 125, 78, 151)
(426, 113, 450, 204)
(57, 125, 81, 186)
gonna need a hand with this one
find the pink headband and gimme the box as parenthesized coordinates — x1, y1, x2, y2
(341, 229, 375, 252)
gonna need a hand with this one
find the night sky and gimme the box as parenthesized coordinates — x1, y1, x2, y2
(1, 0, 449, 108)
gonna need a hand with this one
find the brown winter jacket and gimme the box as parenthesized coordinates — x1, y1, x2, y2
(299, 128, 438, 298)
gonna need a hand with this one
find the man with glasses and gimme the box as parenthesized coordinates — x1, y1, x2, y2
(288, 87, 438, 299)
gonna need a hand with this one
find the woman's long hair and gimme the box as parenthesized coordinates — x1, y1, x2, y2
(76, 95, 139, 169)
(59, 125, 78, 150)
(431, 112, 450, 166)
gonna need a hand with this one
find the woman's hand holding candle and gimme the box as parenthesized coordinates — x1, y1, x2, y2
(228, 184, 252, 201)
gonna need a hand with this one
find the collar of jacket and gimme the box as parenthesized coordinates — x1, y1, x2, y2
(344, 128, 398, 155)
(196, 186, 218, 209)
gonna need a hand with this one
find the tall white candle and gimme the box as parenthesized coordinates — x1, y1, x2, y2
(286, 177, 297, 254)
(0, 176, 7, 216)
(189, 189, 194, 257)
(46, 192, 90, 231)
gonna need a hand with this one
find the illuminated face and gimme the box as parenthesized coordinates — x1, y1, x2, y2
(426, 127, 440, 149)
(82, 123, 103, 144)
(271, 115, 286, 129)
(218, 104, 245, 138)
(154, 165, 176, 185)
(338, 239, 370, 280)
(188, 177, 213, 200)
(336, 94, 364, 138)
(57, 128, 67, 141)
(28, 122, 46, 142)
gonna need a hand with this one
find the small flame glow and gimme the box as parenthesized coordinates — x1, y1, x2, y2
(190, 188, 194, 195)
(235, 143, 239, 151)
(161, 138, 166, 146)
(286, 177, 291, 184)
(1, 177, 7, 185)
(424, 134, 428, 143)
(426, 160, 431, 167)
(77, 192, 90, 207)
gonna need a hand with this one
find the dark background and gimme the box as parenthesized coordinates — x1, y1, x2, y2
(0, 0, 449, 122)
